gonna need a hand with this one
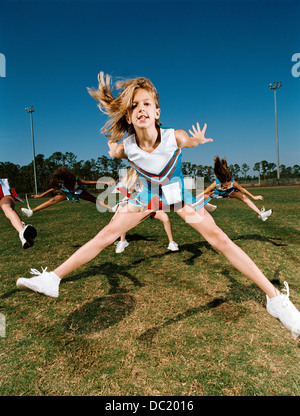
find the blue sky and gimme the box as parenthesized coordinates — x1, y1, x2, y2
(1, 0, 299, 174)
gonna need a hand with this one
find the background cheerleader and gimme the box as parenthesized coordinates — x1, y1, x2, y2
(199, 156, 273, 221)
(21, 165, 114, 218)
(0, 178, 37, 249)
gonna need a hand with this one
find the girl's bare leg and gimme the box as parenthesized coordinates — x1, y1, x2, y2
(111, 205, 126, 241)
(120, 234, 126, 242)
(53, 205, 152, 278)
(32, 194, 67, 213)
(176, 205, 280, 299)
(80, 191, 113, 211)
(0, 196, 24, 232)
(153, 211, 174, 242)
(230, 191, 261, 216)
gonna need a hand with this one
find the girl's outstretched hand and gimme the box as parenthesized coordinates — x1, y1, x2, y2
(189, 123, 213, 144)
(108, 141, 118, 158)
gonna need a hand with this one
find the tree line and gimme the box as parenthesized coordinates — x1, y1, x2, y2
(182, 160, 300, 182)
(0, 152, 127, 194)
(1, 151, 299, 195)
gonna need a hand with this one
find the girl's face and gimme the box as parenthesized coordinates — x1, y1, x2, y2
(221, 181, 232, 189)
(126, 88, 160, 130)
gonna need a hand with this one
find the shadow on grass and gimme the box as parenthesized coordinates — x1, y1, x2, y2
(0, 289, 19, 299)
(233, 234, 287, 247)
(132, 241, 217, 266)
(71, 233, 156, 248)
(138, 297, 226, 344)
(62, 262, 145, 292)
(137, 265, 285, 344)
(65, 292, 136, 334)
(123, 233, 157, 243)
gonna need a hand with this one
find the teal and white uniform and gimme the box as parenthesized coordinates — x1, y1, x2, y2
(60, 178, 86, 203)
(210, 178, 239, 199)
(123, 128, 211, 211)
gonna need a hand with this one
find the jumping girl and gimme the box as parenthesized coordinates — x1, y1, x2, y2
(198, 156, 273, 221)
(113, 167, 179, 253)
(16, 72, 300, 338)
(21, 166, 114, 218)
(0, 178, 37, 249)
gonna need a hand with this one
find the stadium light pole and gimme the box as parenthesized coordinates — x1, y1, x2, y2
(25, 106, 38, 194)
(269, 82, 282, 180)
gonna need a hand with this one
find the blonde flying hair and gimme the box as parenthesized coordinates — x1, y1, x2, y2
(121, 167, 140, 190)
(214, 156, 232, 183)
(88, 72, 161, 143)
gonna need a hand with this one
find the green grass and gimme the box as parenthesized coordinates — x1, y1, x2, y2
(0, 186, 300, 396)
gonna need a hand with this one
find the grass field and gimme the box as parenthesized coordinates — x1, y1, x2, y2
(0, 186, 300, 396)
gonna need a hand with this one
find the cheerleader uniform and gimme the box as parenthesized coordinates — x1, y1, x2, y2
(60, 178, 86, 203)
(210, 178, 240, 199)
(123, 128, 211, 211)
(0, 178, 23, 202)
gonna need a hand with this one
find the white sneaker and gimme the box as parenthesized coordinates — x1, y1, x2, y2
(21, 207, 33, 218)
(205, 203, 217, 212)
(259, 209, 273, 222)
(115, 240, 129, 253)
(16, 267, 60, 298)
(19, 224, 37, 249)
(266, 281, 300, 338)
(168, 241, 179, 251)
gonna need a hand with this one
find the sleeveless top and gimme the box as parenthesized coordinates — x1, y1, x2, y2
(211, 177, 239, 198)
(0, 178, 23, 202)
(123, 128, 210, 210)
(60, 178, 86, 202)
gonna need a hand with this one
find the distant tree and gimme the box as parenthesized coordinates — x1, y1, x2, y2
(267, 162, 277, 178)
(228, 163, 241, 179)
(293, 164, 300, 177)
(195, 164, 205, 177)
(203, 165, 214, 182)
(253, 162, 261, 184)
(182, 162, 192, 175)
(260, 160, 269, 180)
(241, 163, 250, 181)
(63, 152, 77, 170)
(96, 155, 111, 176)
(0, 161, 20, 185)
(108, 157, 127, 180)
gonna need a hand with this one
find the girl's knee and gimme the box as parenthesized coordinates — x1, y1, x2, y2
(93, 225, 118, 248)
(208, 227, 231, 251)
(155, 211, 169, 223)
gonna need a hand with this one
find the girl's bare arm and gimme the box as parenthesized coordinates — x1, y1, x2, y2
(232, 181, 264, 200)
(108, 141, 128, 159)
(175, 123, 213, 149)
(31, 188, 56, 198)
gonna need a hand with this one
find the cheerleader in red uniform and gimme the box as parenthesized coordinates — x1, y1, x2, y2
(0, 178, 37, 249)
